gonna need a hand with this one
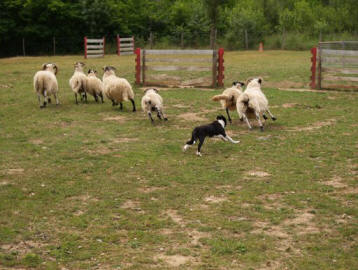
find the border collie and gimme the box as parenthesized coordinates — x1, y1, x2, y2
(183, 115, 240, 156)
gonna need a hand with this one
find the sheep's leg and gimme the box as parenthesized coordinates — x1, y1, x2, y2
(48, 97, 52, 104)
(37, 93, 42, 107)
(94, 94, 98, 103)
(147, 112, 154, 123)
(111, 100, 116, 106)
(226, 108, 232, 124)
(255, 112, 264, 132)
(266, 109, 277, 121)
(119, 102, 123, 110)
(84, 92, 88, 103)
(75, 93, 78, 104)
(54, 93, 59, 105)
(242, 113, 252, 130)
(40, 90, 48, 108)
(99, 93, 104, 103)
(130, 98, 136, 112)
(156, 109, 162, 120)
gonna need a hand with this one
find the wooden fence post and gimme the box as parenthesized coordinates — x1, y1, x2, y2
(142, 50, 146, 85)
(117, 35, 120, 56)
(84, 36, 87, 59)
(310, 47, 317, 89)
(217, 48, 224, 87)
(212, 50, 217, 88)
(135, 48, 141, 85)
(318, 43, 322, 89)
(103, 37, 105, 56)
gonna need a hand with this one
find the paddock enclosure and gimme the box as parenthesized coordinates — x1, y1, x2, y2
(117, 35, 135, 56)
(84, 37, 105, 59)
(135, 48, 224, 88)
(310, 41, 358, 90)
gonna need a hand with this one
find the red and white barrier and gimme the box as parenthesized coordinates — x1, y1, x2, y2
(84, 37, 105, 59)
(117, 35, 134, 56)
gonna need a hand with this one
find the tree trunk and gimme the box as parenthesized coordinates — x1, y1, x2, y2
(281, 27, 286, 50)
(149, 32, 153, 49)
(210, 26, 216, 50)
(181, 32, 184, 49)
(244, 29, 248, 50)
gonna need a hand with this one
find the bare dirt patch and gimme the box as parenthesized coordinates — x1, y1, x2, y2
(112, 137, 139, 143)
(138, 186, 166, 193)
(29, 139, 43, 145)
(121, 200, 142, 211)
(1, 241, 46, 256)
(87, 147, 112, 155)
(288, 119, 336, 132)
(324, 176, 348, 189)
(188, 230, 211, 245)
(282, 103, 298, 108)
(155, 254, 195, 267)
(284, 211, 320, 235)
(177, 112, 207, 122)
(246, 170, 271, 177)
(0, 83, 13, 89)
(5, 168, 24, 175)
(103, 116, 126, 123)
(165, 210, 185, 226)
(204, 195, 227, 203)
(172, 104, 190, 109)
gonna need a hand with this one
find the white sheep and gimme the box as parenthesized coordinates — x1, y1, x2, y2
(211, 81, 245, 123)
(141, 88, 168, 122)
(33, 63, 59, 108)
(86, 69, 104, 103)
(69, 62, 88, 104)
(102, 66, 136, 111)
(236, 77, 276, 131)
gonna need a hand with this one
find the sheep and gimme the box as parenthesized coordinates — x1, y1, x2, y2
(102, 66, 136, 112)
(141, 88, 168, 122)
(211, 81, 245, 123)
(236, 77, 276, 131)
(86, 69, 104, 103)
(33, 63, 59, 108)
(69, 62, 88, 104)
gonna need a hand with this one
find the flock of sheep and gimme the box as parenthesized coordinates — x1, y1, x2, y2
(33, 61, 276, 131)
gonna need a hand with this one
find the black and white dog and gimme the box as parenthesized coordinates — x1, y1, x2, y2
(183, 115, 240, 156)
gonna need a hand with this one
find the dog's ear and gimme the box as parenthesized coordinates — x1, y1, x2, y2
(42, 63, 48, 70)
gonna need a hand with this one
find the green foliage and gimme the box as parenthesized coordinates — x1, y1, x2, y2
(0, 0, 357, 55)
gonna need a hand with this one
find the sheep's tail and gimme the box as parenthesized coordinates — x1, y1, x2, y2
(237, 93, 250, 119)
(34, 75, 43, 94)
(212, 94, 230, 102)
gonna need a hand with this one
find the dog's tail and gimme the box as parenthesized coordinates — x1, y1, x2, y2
(212, 94, 230, 102)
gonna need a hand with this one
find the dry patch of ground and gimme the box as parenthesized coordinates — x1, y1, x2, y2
(121, 200, 143, 212)
(87, 146, 112, 155)
(154, 254, 195, 267)
(246, 170, 271, 177)
(165, 210, 186, 226)
(288, 119, 336, 132)
(137, 186, 166, 193)
(324, 176, 348, 189)
(204, 195, 227, 203)
(177, 112, 207, 122)
(4, 168, 24, 175)
(0, 240, 46, 256)
(103, 115, 126, 123)
(282, 103, 299, 108)
(112, 137, 139, 143)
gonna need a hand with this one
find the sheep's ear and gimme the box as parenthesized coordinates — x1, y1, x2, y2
(246, 78, 253, 85)
(88, 69, 91, 74)
(258, 77, 263, 84)
(103, 66, 106, 71)
(143, 89, 149, 94)
(42, 63, 47, 70)
(80, 62, 85, 66)
(53, 64, 58, 75)
(239, 81, 245, 86)
(232, 81, 238, 86)
(110, 66, 116, 71)
(153, 88, 158, 93)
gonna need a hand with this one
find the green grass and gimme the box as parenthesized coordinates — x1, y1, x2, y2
(0, 51, 357, 269)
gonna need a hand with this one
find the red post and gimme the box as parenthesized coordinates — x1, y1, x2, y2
(117, 35, 120, 56)
(135, 48, 141, 85)
(84, 36, 87, 59)
(217, 48, 224, 87)
(310, 47, 317, 89)
(103, 37, 105, 57)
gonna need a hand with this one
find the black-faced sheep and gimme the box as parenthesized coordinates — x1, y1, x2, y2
(86, 69, 104, 103)
(236, 78, 276, 131)
(69, 62, 87, 104)
(212, 81, 245, 123)
(102, 66, 136, 112)
(33, 63, 59, 108)
(141, 88, 168, 122)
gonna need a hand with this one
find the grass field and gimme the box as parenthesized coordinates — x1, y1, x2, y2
(0, 51, 357, 270)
